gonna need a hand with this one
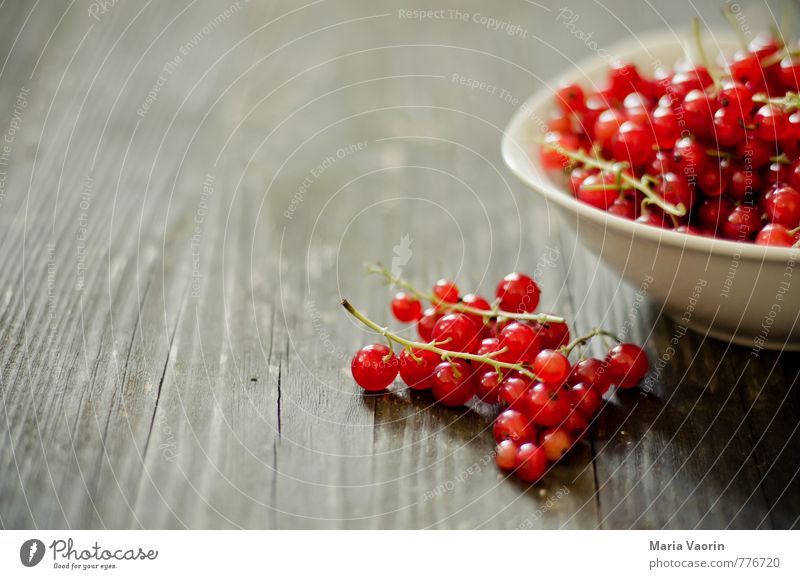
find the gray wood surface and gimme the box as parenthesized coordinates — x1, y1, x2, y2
(0, 0, 798, 529)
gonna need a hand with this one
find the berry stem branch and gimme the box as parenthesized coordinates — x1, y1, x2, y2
(540, 141, 688, 217)
(562, 327, 621, 356)
(366, 262, 566, 324)
(341, 299, 538, 379)
(752, 91, 800, 110)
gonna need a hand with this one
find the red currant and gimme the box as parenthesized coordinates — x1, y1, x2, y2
(531, 320, 570, 350)
(477, 371, 502, 403)
(431, 313, 480, 353)
(612, 121, 655, 167)
(417, 307, 441, 342)
(498, 376, 531, 410)
(495, 439, 518, 471)
(764, 185, 800, 228)
(391, 292, 422, 322)
(722, 204, 764, 240)
(568, 357, 612, 395)
(569, 382, 603, 416)
(754, 104, 791, 141)
(398, 348, 440, 390)
(539, 428, 573, 462)
(556, 82, 586, 113)
(496, 272, 540, 313)
(532, 349, 571, 386)
(431, 360, 477, 406)
(351, 344, 400, 391)
(433, 279, 459, 304)
(606, 343, 649, 388)
(756, 224, 796, 246)
(497, 322, 541, 363)
(514, 442, 547, 482)
(494, 409, 535, 443)
(524, 383, 571, 427)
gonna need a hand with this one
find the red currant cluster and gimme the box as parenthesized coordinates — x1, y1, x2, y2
(540, 25, 800, 247)
(344, 265, 649, 483)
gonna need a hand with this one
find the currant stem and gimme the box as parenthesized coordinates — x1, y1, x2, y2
(366, 262, 566, 324)
(561, 328, 621, 356)
(342, 299, 538, 380)
(540, 141, 687, 217)
(752, 91, 800, 110)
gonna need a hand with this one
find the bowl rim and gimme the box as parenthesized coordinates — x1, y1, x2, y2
(501, 27, 800, 263)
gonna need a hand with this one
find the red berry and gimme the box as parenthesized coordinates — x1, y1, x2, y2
(568, 357, 612, 395)
(431, 360, 477, 406)
(712, 106, 746, 147)
(698, 159, 732, 198)
(539, 428, 573, 462)
(498, 376, 531, 409)
(756, 224, 796, 247)
(351, 344, 400, 391)
(460, 293, 491, 326)
(608, 195, 637, 219)
(612, 121, 655, 167)
(729, 163, 762, 201)
(391, 292, 422, 322)
(722, 204, 764, 241)
(682, 89, 714, 136)
(433, 279, 459, 304)
(594, 108, 625, 149)
(764, 185, 800, 228)
(417, 307, 441, 342)
(398, 348, 440, 390)
(562, 409, 590, 440)
(754, 104, 791, 141)
(780, 55, 800, 90)
(514, 442, 547, 482)
(658, 172, 694, 209)
(494, 409, 535, 443)
(652, 105, 679, 148)
(524, 383, 571, 427)
(532, 349, 571, 386)
(736, 138, 771, 169)
(497, 322, 541, 363)
(569, 383, 603, 416)
(495, 439, 518, 471)
(496, 272, 540, 313)
(577, 171, 621, 210)
(541, 131, 583, 169)
(697, 196, 734, 233)
(606, 343, 649, 388)
(431, 313, 480, 353)
(556, 82, 586, 113)
(672, 137, 707, 181)
(477, 371, 502, 403)
(718, 80, 754, 113)
(728, 50, 762, 85)
(531, 320, 571, 350)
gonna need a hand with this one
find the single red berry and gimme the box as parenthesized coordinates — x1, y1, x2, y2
(391, 292, 422, 322)
(697, 159, 731, 198)
(514, 442, 547, 483)
(417, 307, 441, 342)
(477, 371, 502, 404)
(594, 108, 626, 150)
(530, 320, 571, 350)
(497, 321, 541, 363)
(682, 89, 714, 136)
(431, 360, 477, 406)
(351, 344, 400, 391)
(608, 195, 638, 219)
(577, 171, 622, 210)
(672, 137, 708, 181)
(735, 138, 771, 169)
(431, 313, 480, 353)
(569, 382, 603, 416)
(524, 383, 571, 427)
(495, 439, 518, 471)
(670, 66, 713, 98)
(494, 409, 535, 443)
(717, 80, 754, 113)
(398, 348, 440, 390)
(756, 224, 796, 246)
(658, 172, 694, 209)
(556, 82, 586, 113)
(652, 105, 679, 149)
(754, 104, 791, 141)
(547, 109, 574, 133)
(606, 343, 649, 388)
(496, 272, 540, 313)
(568, 357, 612, 395)
(541, 131, 583, 169)
(712, 106, 746, 147)
(729, 163, 762, 201)
(612, 121, 655, 167)
(539, 428, 573, 462)
(473, 337, 500, 375)
(764, 185, 800, 228)
(697, 196, 734, 233)
(780, 55, 800, 91)
(562, 409, 590, 440)
(532, 349, 571, 386)
(727, 50, 762, 85)
(460, 293, 491, 326)
(498, 376, 531, 410)
(722, 204, 764, 241)
(433, 278, 459, 304)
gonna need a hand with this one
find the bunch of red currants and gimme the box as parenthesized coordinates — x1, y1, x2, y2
(345, 267, 649, 483)
(540, 28, 800, 247)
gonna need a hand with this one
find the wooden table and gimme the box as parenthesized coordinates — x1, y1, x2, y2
(1, 0, 798, 529)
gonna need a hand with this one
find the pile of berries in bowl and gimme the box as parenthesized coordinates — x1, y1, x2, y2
(540, 24, 800, 245)
(344, 265, 649, 483)
(502, 27, 800, 349)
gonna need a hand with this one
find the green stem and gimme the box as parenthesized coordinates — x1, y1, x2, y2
(540, 142, 687, 217)
(366, 263, 566, 324)
(561, 328, 621, 356)
(341, 299, 538, 379)
(752, 91, 800, 110)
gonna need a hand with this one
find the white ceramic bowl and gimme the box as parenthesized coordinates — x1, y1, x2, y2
(502, 29, 800, 351)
